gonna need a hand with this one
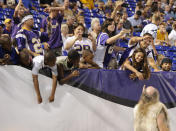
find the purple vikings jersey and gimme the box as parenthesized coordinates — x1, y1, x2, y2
(16, 29, 48, 55)
(41, 13, 63, 49)
(93, 32, 113, 68)
(11, 17, 21, 39)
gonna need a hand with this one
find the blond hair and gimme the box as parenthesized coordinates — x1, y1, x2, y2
(91, 18, 100, 30)
(137, 89, 159, 118)
(61, 24, 69, 33)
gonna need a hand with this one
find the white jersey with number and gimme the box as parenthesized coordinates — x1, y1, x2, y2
(63, 36, 93, 55)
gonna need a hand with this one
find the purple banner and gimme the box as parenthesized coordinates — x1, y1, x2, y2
(70, 69, 176, 108)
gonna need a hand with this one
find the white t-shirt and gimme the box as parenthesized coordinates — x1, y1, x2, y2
(140, 23, 158, 39)
(32, 55, 58, 76)
(128, 16, 142, 27)
(63, 36, 93, 55)
(168, 29, 176, 46)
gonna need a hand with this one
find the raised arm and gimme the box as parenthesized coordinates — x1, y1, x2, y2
(64, 36, 79, 50)
(88, 33, 96, 52)
(147, 57, 160, 72)
(44, 6, 65, 13)
(106, 29, 130, 44)
(111, 1, 123, 19)
(128, 36, 143, 45)
(14, 0, 23, 18)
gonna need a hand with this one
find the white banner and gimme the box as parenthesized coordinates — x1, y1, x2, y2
(0, 66, 175, 131)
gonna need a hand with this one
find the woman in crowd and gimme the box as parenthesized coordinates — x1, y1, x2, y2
(121, 48, 150, 80)
(93, 18, 130, 68)
(63, 23, 96, 55)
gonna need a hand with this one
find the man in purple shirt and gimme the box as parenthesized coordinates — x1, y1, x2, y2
(11, 0, 28, 39)
(40, 4, 65, 57)
(16, 14, 49, 56)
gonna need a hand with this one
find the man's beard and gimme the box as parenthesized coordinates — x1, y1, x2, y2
(136, 92, 159, 119)
(162, 67, 171, 71)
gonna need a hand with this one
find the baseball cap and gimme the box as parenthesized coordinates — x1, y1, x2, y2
(4, 18, 11, 24)
(161, 58, 172, 66)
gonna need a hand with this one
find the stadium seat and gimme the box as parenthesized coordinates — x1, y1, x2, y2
(133, 32, 140, 36)
(158, 50, 166, 54)
(119, 39, 128, 48)
(155, 45, 164, 51)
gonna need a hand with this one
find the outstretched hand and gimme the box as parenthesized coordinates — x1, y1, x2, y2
(49, 95, 54, 103)
(44, 7, 51, 13)
(71, 70, 80, 77)
(115, 1, 123, 8)
(142, 85, 146, 92)
(120, 29, 131, 35)
(37, 96, 42, 104)
(135, 71, 144, 80)
(129, 73, 137, 80)
(43, 42, 50, 50)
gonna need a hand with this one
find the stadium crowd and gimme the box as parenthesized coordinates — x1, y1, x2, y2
(0, 0, 176, 103)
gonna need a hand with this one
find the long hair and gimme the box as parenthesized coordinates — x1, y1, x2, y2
(101, 18, 115, 37)
(73, 23, 85, 35)
(137, 88, 159, 118)
(130, 48, 150, 79)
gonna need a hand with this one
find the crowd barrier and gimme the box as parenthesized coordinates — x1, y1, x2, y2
(71, 69, 176, 108)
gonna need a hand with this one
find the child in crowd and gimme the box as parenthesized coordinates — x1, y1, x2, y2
(79, 49, 100, 69)
(156, 22, 170, 46)
(3, 18, 12, 36)
(121, 48, 150, 80)
(19, 48, 33, 69)
(32, 50, 58, 104)
(57, 49, 80, 85)
(160, 57, 172, 71)
(0, 34, 19, 65)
